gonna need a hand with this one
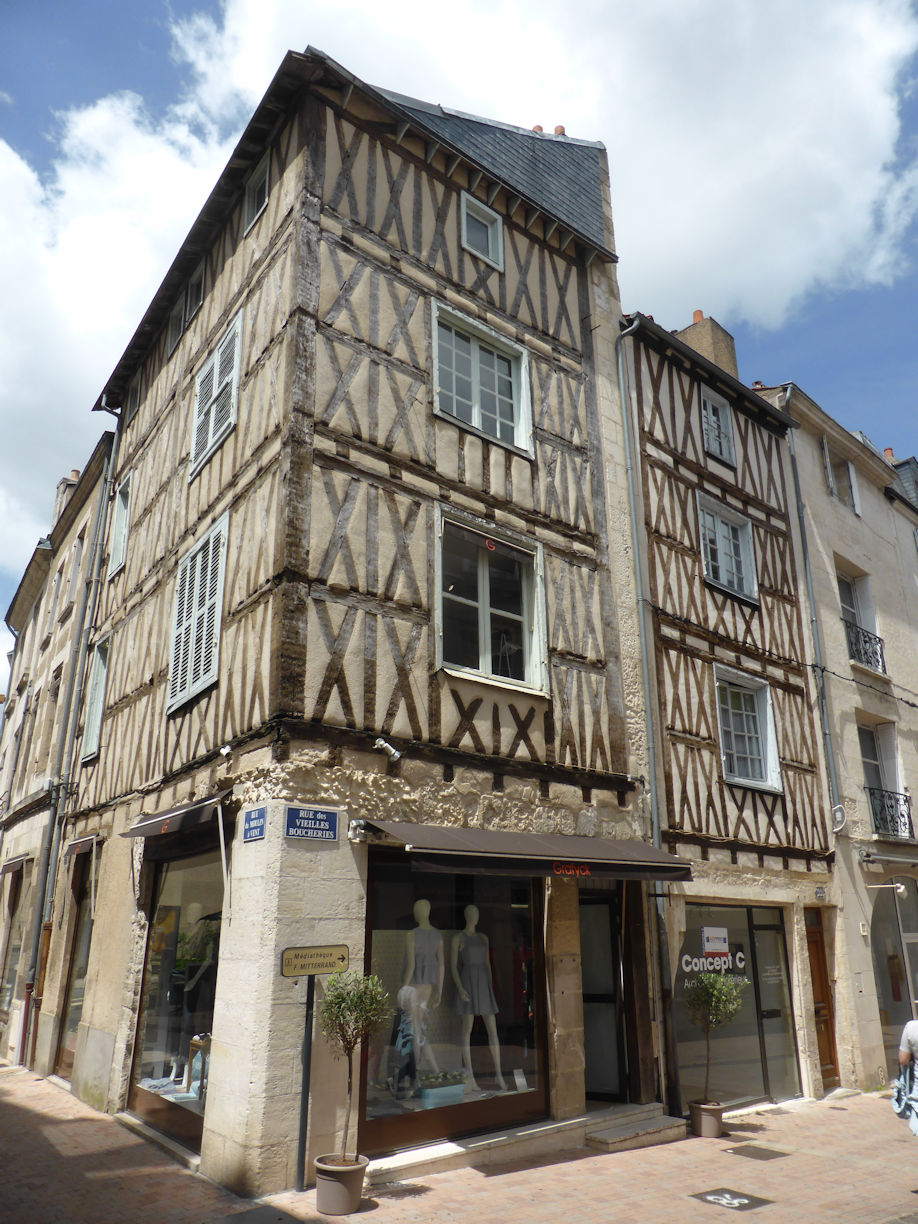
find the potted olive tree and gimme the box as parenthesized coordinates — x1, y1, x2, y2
(315, 970, 391, 1215)
(683, 970, 749, 1137)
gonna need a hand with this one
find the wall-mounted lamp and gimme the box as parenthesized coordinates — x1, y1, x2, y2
(374, 737, 401, 762)
(831, 803, 847, 834)
(865, 882, 906, 896)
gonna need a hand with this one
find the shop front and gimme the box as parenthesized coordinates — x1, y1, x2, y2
(121, 791, 232, 1152)
(673, 902, 800, 1111)
(870, 874, 918, 1078)
(356, 820, 690, 1155)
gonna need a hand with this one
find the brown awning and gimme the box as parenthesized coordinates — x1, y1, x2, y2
(121, 788, 233, 839)
(360, 819, 691, 882)
(0, 854, 33, 876)
(63, 835, 103, 861)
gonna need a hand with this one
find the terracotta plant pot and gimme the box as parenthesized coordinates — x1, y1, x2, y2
(314, 1153, 369, 1216)
(689, 1100, 725, 1138)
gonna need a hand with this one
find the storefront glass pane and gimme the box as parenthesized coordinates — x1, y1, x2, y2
(896, 878, 918, 936)
(365, 862, 539, 1123)
(0, 866, 31, 1014)
(674, 904, 764, 1110)
(57, 879, 93, 1076)
(870, 885, 913, 1078)
(752, 926, 800, 1100)
(132, 851, 223, 1120)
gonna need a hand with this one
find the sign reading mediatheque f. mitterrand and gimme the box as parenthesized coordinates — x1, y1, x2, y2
(284, 806, 339, 841)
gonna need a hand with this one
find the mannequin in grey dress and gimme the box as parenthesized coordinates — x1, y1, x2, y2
(403, 898, 443, 1074)
(451, 904, 506, 1090)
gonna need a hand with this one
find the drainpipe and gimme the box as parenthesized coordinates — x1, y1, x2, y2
(784, 390, 844, 827)
(21, 429, 118, 1066)
(614, 317, 683, 1117)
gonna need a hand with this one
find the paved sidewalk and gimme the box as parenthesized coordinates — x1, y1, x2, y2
(3, 1059, 918, 1223)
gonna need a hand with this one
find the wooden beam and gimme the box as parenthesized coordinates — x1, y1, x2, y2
(425, 140, 439, 164)
(446, 153, 461, 178)
(486, 182, 500, 206)
(525, 207, 540, 230)
(506, 194, 521, 216)
(395, 120, 410, 144)
(341, 82, 353, 109)
(543, 218, 558, 242)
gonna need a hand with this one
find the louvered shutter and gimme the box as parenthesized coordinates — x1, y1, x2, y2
(193, 359, 216, 468)
(82, 640, 109, 758)
(168, 516, 227, 710)
(820, 436, 836, 495)
(190, 312, 241, 473)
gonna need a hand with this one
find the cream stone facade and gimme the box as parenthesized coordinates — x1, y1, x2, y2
(760, 382, 918, 1090)
(0, 50, 691, 1197)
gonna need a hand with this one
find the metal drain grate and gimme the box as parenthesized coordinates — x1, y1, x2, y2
(692, 1187, 774, 1211)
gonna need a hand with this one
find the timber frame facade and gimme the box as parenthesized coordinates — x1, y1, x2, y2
(0, 50, 688, 1195)
(622, 312, 836, 1109)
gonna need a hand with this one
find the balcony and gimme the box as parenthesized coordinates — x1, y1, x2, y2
(867, 787, 914, 839)
(843, 619, 887, 674)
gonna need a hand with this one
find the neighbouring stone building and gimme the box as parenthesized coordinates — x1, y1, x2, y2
(759, 381, 918, 1088)
(0, 49, 690, 1195)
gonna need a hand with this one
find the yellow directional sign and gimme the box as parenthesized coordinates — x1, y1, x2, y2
(281, 944, 349, 977)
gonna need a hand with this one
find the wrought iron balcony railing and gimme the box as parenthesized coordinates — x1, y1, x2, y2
(843, 618, 887, 674)
(866, 787, 914, 839)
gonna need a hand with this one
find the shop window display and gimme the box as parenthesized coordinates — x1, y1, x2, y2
(364, 860, 542, 1141)
(131, 851, 223, 1136)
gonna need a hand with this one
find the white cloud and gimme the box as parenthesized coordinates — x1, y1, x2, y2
(1, 0, 918, 600)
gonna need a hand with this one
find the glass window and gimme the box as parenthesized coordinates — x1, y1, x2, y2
(434, 303, 530, 453)
(460, 192, 504, 270)
(0, 864, 31, 1014)
(699, 502, 755, 598)
(364, 859, 541, 1144)
(440, 521, 539, 686)
(701, 390, 735, 464)
(131, 851, 223, 1129)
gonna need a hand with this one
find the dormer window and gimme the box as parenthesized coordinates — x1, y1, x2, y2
(461, 192, 504, 271)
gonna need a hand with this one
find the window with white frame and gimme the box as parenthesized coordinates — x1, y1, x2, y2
(65, 531, 85, 609)
(167, 262, 205, 353)
(434, 303, 531, 452)
(44, 567, 62, 637)
(81, 637, 110, 760)
(698, 496, 757, 599)
(701, 388, 735, 465)
(244, 152, 269, 232)
(715, 668, 781, 789)
(837, 570, 886, 673)
(460, 191, 504, 271)
(124, 371, 142, 425)
(107, 475, 132, 577)
(438, 516, 546, 689)
(190, 312, 242, 475)
(821, 437, 860, 513)
(167, 515, 228, 711)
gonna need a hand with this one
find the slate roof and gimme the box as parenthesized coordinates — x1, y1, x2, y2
(376, 88, 612, 256)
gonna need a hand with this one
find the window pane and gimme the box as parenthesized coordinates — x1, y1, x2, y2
(858, 725, 883, 790)
(442, 527, 479, 605)
(438, 324, 474, 424)
(443, 598, 480, 670)
(718, 685, 764, 780)
(488, 550, 523, 618)
(465, 212, 491, 256)
(478, 348, 515, 443)
(490, 614, 525, 680)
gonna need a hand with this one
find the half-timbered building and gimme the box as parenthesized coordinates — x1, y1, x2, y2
(0, 434, 113, 1070)
(18, 50, 689, 1194)
(621, 312, 834, 1111)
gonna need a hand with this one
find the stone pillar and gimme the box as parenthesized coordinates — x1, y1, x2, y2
(200, 795, 367, 1195)
(544, 876, 584, 1118)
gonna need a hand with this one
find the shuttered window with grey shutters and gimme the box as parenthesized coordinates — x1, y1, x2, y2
(167, 515, 228, 711)
(81, 637, 110, 759)
(190, 312, 242, 475)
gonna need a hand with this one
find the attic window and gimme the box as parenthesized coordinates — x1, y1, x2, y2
(461, 192, 503, 271)
(244, 153, 270, 232)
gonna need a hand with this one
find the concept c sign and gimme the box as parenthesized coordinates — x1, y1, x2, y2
(682, 950, 746, 973)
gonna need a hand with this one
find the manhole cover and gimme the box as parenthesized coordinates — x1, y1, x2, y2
(724, 1144, 789, 1161)
(692, 1187, 773, 1211)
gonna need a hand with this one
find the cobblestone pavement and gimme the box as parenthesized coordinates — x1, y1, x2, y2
(3, 1060, 918, 1223)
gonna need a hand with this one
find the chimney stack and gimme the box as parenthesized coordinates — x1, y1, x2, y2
(675, 309, 738, 379)
(532, 124, 543, 132)
(885, 447, 896, 462)
(554, 124, 566, 136)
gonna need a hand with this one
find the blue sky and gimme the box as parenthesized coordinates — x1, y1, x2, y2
(2, 0, 918, 685)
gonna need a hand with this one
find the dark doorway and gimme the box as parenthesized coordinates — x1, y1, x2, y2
(805, 909, 839, 1090)
(578, 889, 626, 1101)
